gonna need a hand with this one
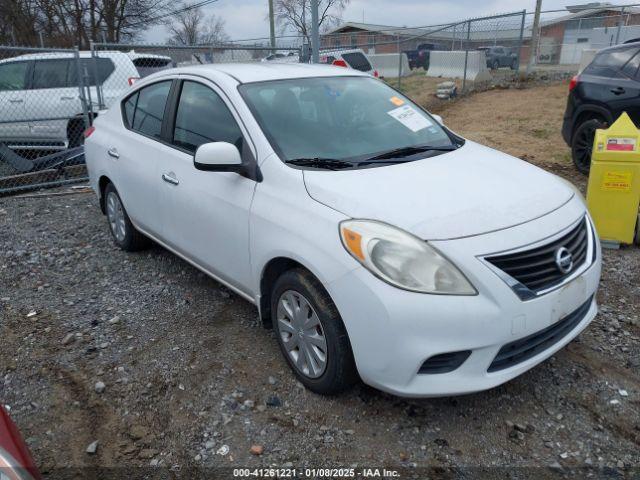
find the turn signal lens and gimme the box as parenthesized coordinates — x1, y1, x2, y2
(341, 227, 365, 260)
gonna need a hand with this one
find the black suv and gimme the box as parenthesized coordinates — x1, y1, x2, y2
(563, 42, 640, 174)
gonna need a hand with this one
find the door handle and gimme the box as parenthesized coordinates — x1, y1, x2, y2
(611, 87, 626, 95)
(60, 96, 76, 101)
(9, 99, 23, 104)
(162, 173, 179, 185)
(107, 148, 119, 159)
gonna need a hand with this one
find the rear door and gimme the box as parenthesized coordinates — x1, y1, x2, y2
(0, 60, 31, 142)
(27, 58, 78, 141)
(581, 47, 640, 125)
(109, 80, 173, 235)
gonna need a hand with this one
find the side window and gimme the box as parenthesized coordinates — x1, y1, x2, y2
(0, 61, 28, 91)
(130, 81, 171, 139)
(123, 92, 138, 128)
(622, 52, 640, 79)
(69, 58, 115, 86)
(32, 59, 72, 89)
(172, 81, 243, 153)
(584, 48, 639, 78)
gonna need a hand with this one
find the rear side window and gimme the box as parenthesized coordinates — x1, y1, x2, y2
(584, 48, 639, 78)
(622, 51, 640, 78)
(172, 81, 243, 153)
(341, 52, 372, 72)
(132, 57, 172, 78)
(127, 81, 171, 139)
(0, 61, 29, 91)
(32, 59, 72, 89)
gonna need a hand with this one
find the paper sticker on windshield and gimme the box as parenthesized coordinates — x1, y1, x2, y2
(390, 96, 405, 106)
(387, 105, 432, 132)
(606, 137, 636, 151)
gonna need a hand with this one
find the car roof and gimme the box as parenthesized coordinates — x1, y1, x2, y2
(0, 50, 128, 63)
(151, 62, 369, 84)
(596, 41, 640, 54)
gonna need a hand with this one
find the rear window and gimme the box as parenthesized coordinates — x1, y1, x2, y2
(341, 52, 372, 72)
(584, 47, 639, 78)
(132, 57, 172, 78)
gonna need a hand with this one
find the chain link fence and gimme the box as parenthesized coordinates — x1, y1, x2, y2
(90, 42, 302, 111)
(0, 46, 92, 194)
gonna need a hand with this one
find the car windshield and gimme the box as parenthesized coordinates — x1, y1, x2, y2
(239, 76, 455, 165)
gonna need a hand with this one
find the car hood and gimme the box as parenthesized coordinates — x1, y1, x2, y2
(303, 141, 574, 240)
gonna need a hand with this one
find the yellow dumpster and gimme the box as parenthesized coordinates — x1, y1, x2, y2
(587, 112, 640, 246)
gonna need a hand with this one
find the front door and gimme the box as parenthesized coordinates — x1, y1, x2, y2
(157, 78, 257, 294)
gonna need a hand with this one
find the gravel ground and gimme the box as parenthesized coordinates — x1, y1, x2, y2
(1, 83, 639, 478)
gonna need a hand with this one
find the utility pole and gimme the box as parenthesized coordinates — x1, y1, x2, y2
(268, 0, 276, 53)
(527, 0, 542, 75)
(311, 0, 320, 63)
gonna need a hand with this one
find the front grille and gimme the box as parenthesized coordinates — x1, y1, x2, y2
(418, 350, 471, 374)
(488, 296, 593, 372)
(486, 218, 589, 295)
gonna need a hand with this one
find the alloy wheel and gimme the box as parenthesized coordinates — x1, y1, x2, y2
(106, 191, 127, 242)
(276, 290, 328, 379)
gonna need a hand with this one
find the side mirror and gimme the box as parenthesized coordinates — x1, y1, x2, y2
(431, 114, 444, 125)
(194, 142, 242, 172)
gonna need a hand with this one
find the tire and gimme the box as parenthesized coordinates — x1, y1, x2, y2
(492, 60, 499, 70)
(103, 183, 150, 251)
(510, 59, 518, 70)
(571, 118, 606, 175)
(634, 213, 640, 246)
(271, 268, 358, 395)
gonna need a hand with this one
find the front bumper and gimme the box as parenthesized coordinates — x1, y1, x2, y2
(327, 197, 601, 397)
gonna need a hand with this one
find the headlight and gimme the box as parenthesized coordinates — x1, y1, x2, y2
(339, 220, 477, 295)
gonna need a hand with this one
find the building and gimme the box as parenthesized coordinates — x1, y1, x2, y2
(538, 3, 640, 65)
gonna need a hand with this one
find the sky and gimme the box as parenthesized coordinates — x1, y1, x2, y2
(145, 0, 632, 43)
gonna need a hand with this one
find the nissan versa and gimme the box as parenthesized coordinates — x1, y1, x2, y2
(85, 64, 602, 397)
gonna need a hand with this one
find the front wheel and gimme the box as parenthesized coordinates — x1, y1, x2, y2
(271, 268, 358, 395)
(571, 118, 605, 175)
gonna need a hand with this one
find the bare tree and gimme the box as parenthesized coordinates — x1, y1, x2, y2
(0, 0, 196, 47)
(274, 0, 349, 45)
(167, 5, 228, 45)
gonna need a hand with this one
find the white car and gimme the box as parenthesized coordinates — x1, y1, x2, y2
(85, 64, 601, 397)
(0, 50, 171, 151)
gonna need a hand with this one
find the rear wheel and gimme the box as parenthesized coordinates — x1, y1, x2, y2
(492, 60, 500, 70)
(634, 213, 640, 246)
(571, 118, 606, 175)
(104, 183, 150, 251)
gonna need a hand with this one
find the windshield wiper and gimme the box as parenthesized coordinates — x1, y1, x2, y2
(284, 158, 354, 170)
(362, 144, 459, 162)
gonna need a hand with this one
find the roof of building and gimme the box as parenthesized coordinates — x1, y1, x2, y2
(324, 21, 532, 42)
(541, 4, 640, 27)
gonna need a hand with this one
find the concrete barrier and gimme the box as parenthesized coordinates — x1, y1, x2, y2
(368, 53, 410, 78)
(426, 50, 492, 83)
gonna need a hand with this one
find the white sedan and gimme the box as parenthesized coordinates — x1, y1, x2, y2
(85, 63, 601, 397)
